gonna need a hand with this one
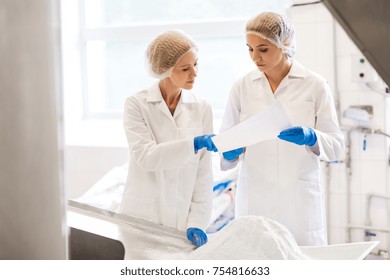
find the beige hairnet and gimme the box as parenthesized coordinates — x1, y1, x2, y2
(246, 12, 296, 58)
(145, 30, 198, 79)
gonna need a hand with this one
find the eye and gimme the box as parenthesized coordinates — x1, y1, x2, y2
(182, 67, 190, 72)
(259, 48, 268, 52)
(248, 48, 254, 52)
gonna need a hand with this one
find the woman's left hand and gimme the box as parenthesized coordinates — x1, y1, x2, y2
(186, 227, 208, 248)
(278, 126, 317, 146)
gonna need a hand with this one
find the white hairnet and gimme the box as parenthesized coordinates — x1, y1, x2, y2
(246, 11, 296, 58)
(145, 30, 198, 79)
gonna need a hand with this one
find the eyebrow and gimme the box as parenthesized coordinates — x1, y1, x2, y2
(246, 44, 268, 48)
(179, 59, 198, 68)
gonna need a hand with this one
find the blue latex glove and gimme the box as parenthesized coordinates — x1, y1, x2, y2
(278, 126, 317, 146)
(223, 147, 244, 161)
(186, 228, 208, 248)
(194, 134, 218, 152)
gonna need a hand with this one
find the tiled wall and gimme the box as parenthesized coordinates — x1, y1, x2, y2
(289, 2, 390, 253)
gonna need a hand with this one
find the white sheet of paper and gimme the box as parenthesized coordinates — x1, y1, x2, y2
(213, 102, 292, 152)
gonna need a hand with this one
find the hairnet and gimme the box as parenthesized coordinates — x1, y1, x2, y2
(246, 11, 296, 58)
(145, 30, 198, 79)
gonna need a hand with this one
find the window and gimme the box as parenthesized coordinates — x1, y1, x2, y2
(80, 0, 290, 118)
(61, 0, 289, 146)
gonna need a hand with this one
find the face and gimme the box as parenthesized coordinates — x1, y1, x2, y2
(169, 50, 198, 90)
(246, 34, 286, 73)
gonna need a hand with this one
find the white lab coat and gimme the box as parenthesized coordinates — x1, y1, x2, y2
(120, 82, 214, 232)
(220, 60, 344, 246)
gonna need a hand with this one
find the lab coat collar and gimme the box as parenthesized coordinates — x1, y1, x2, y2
(287, 59, 306, 79)
(147, 82, 164, 102)
(146, 82, 197, 104)
(249, 59, 307, 81)
(146, 82, 196, 121)
(180, 91, 197, 104)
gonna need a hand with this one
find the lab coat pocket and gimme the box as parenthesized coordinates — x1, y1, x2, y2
(296, 179, 324, 232)
(287, 101, 315, 128)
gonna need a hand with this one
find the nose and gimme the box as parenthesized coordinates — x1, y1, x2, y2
(251, 49, 262, 62)
(191, 66, 198, 77)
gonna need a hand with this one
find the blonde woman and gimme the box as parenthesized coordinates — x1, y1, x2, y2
(120, 30, 217, 248)
(220, 12, 344, 246)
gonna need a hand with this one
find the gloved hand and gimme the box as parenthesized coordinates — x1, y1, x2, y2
(194, 134, 218, 152)
(186, 227, 208, 248)
(223, 147, 244, 161)
(278, 126, 317, 146)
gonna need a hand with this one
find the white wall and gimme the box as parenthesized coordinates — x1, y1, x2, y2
(289, 2, 390, 253)
(65, 146, 129, 199)
(333, 22, 390, 251)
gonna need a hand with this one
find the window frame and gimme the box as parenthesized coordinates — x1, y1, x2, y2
(79, 0, 248, 119)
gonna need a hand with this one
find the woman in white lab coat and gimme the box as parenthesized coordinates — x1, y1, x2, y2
(220, 12, 345, 246)
(120, 30, 218, 248)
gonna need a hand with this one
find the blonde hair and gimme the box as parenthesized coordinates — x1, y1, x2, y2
(145, 30, 198, 79)
(246, 11, 296, 57)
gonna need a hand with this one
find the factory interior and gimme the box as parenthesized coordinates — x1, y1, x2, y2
(1, 0, 390, 263)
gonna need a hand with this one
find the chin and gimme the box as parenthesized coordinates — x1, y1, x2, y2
(183, 84, 194, 90)
(257, 67, 265, 72)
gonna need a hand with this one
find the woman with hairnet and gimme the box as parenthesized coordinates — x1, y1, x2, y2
(220, 12, 344, 246)
(120, 30, 217, 248)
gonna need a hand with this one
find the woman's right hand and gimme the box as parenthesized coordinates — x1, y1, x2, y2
(194, 134, 218, 152)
